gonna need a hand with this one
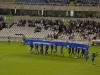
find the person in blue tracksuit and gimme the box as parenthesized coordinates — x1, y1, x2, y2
(71, 47, 76, 58)
(71, 47, 74, 56)
(45, 44, 49, 54)
(81, 48, 85, 57)
(91, 52, 100, 65)
(29, 42, 33, 53)
(84, 50, 89, 61)
(54, 44, 57, 56)
(51, 44, 53, 54)
(40, 44, 43, 54)
(35, 44, 39, 54)
(60, 45, 64, 57)
(77, 47, 80, 57)
(68, 46, 71, 57)
(74, 47, 77, 58)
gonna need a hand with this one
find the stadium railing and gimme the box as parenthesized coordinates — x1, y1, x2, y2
(0, 36, 45, 42)
(0, 36, 89, 45)
(92, 40, 100, 45)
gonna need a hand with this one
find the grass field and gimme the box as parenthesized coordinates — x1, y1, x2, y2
(0, 41, 100, 75)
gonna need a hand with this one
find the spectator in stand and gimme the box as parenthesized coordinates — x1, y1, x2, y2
(50, 35, 53, 42)
(46, 0, 50, 3)
(16, 18, 100, 42)
(0, 16, 3, 21)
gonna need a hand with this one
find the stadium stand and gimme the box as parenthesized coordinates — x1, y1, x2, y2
(0, 0, 100, 6)
(11, 0, 100, 6)
(0, 19, 58, 40)
(0, 18, 99, 44)
(0, 0, 12, 2)
(0, 0, 100, 45)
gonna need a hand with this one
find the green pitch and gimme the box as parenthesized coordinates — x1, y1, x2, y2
(0, 41, 100, 75)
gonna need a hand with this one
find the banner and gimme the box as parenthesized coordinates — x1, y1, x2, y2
(5, 16, 12, 20)
(63, 18, 70, 24)
(24, 39, 89, 50)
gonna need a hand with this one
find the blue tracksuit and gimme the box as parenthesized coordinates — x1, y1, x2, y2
(30, 43, 33, 49)
(85, 50, 89, 60)
(54, 45, 57, 53)
(60, 45, 63, 54)
(40, 44, 43, 54)
(68, 46, 71, 54)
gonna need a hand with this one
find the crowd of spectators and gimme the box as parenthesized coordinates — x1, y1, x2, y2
(34, 26, 41, 33)
(46, 0, 100, 6)
(0, 16, 9, 30)
(17, 18, 61, 30)
(2, 0, 100, 6)
(17, 18, 100, 40)
(45, 0, 69, 5)
(0, 16, 3, 21)
(46, 0, 62, 3)
(45, 0, 100, 6)
(0, 16, 3, 30)
(17, 18, 61, 39)
(66, 19, 100, 40)
(47, 32, 58, 39)
(17, 18, 26, 26)
(74, 0, 100, 6)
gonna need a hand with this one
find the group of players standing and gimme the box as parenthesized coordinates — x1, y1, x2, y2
(29, 42, 99, 65)
(7, 36, 99, 65)
(29, 43, 87, 57)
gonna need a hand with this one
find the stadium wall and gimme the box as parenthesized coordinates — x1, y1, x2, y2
(0, 4, 100, 11)
(1, 16, 100, 23)
(0, 4, 100, 22)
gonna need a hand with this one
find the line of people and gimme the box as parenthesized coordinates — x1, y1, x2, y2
(29, 43, 89, 58)
(29, 43, 100, 65)
(6, 37, 99, 65)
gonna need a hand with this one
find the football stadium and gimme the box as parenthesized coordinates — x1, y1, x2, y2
(0, 0, 100, 75)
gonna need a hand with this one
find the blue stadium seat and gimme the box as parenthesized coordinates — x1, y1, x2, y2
(15, 0, 70, 5)
(15, 0, 99, 5)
